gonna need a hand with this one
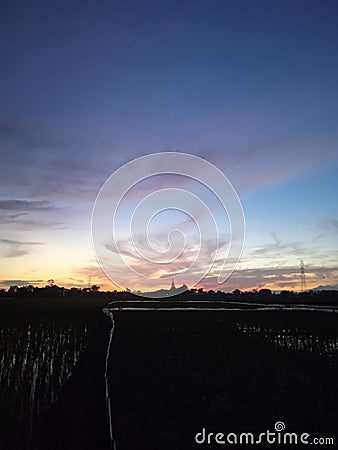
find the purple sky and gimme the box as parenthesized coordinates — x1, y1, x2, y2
(1, 0, 338, 292)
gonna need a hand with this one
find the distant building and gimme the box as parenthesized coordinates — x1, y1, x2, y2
(170, 278, 176, 290)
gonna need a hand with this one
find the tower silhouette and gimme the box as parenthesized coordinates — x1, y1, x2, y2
(300, 260, 306, 292)
(171, 278, 176, 290)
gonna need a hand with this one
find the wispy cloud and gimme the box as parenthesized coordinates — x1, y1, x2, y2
(248, 232, 308, 258)
(200, 134, 338, 194)
(72, 260, 338, 293)
(200, 265, 338, 292)
(0, 199, 66, 229)
(0, 199, 55, 211)
(0, 238, 44, 258)
(0, 117, 102, 201)
(0, 279, 44, 287)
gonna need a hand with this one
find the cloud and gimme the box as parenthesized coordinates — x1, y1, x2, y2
(0, 199, 66, 229)
(200, 133, 338, 194)
(0, 213, 29, 225)
(0, 118, 102, 201)
(73, 260, 338, 293)
(0, 199, 54, 211)
(0, 238, 44, 258)
(0, 238, 44, 245)
(249, 232, 307, 258)
(0, 213, 66, 229)
(0, 279, 44, 287)
(95, 230, 234, 292)
(199, 264, 338, 292)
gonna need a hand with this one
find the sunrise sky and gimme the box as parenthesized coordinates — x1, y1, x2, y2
(1, 0, 338, 292)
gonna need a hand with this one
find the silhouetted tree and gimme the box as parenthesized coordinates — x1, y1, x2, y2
(8, 285, 18, 295)
(91, 284, 100, 292)
(259, 288, 272, 297)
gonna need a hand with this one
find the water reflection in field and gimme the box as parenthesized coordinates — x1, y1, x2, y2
(106, 311, 338, 450)
(0, 319, 94, 450)
(237, 323, 338, 356)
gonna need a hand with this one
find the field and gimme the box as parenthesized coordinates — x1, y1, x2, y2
(0, 296, 108, 450)
(1, 298, 337, 449)
(106, 310, 338, 449)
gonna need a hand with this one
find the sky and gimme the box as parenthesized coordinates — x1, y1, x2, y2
(1, 0, 338, 292)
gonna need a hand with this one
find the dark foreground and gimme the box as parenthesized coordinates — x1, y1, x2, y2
(39, 308, 338, 450)
(0, 296, 109, 450)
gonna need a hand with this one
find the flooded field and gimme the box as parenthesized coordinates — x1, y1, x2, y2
(0, 318, 96, 450)
(1, 308, 337, 450)
(106, 310, 338, 449)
